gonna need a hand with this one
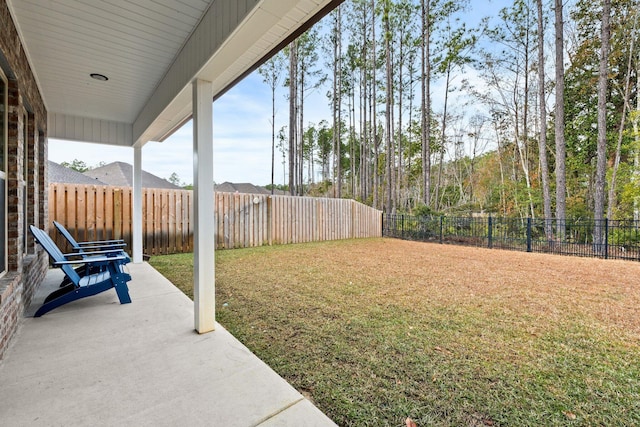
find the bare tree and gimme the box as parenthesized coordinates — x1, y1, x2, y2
(382, 0, 395, 213)
(296, 29, 326, 195)
(432, 3, 475, 211)
(258, 52, 285, 195)
(331, 6, 344, 198)
(372, 0, 380, 209)
(634, 70, 640, 221)
(536, 0, 552, 237)
(554, 0, 566, 236)
(594, 0, 611, 249)
(288, 40, 299, 196)
(472, 0, 537, 218)
(420, 0, 432, 208)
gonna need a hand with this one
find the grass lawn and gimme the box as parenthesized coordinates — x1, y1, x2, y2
(149, 238, 640, 426)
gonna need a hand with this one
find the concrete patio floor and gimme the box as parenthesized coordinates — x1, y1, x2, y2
(0, 262, 336, 426)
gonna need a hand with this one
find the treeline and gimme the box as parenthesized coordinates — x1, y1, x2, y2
(258, 0, 639, 223)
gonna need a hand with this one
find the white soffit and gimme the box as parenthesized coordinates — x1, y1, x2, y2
(136, 0, 339, 145)
(8, 0, 341, 147)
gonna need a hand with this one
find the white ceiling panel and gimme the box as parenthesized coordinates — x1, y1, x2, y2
(10, 0, 207, 124)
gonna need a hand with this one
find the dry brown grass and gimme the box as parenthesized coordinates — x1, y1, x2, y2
(151, 238, 640, 426)
(216, 238, 640, 337)
(364, 239, 640, 335)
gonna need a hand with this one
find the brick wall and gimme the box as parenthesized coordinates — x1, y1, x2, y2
(0, 0, 49, 360)
(0, 252, 46, 360)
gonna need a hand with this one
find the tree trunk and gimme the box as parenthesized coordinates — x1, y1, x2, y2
(288, 41, 298, 196)
(554, 0, 566, 237)
(397, 30, 404, 209)
(434, 64, 451, 212)
(299, 71, 305, 195)
(384, 0, 394, 213)
(522, 19, 534, 219)
(372, 0, 379, 209)
(495, 125, 508, 216)
(269, 76, 278, 195)
(360, 32, 368, 202)
(337, 8, 343, 199)
(594, 0, 611, 249)
(634, 57, 640, 221)
(359, 2, 368, 203)
(351, 80, 356, 197)
(536, 0, 552, 237)
(332, 7, 343, 199)
(421, 0, 431, 208)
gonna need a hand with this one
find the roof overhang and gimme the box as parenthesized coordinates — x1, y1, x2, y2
(8, 0, 343, 147)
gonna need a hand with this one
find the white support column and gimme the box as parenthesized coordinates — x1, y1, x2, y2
(132, 144, 143, 263)
(192, 78, 215, 333)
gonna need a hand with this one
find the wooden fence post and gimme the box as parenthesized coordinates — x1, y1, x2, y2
(114, 188, 122, 240)
(267, 196, 273, 246)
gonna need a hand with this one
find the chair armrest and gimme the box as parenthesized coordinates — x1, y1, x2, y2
(64, 248, 128, 257)
(73, 242, 127, 251)
(76, 239, 125, 246)
(54, 254, 129, 266)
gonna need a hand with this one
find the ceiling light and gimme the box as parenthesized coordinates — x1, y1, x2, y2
(90, 73, 108, 81)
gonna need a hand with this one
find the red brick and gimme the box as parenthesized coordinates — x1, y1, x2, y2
(0, 0, 48, 359)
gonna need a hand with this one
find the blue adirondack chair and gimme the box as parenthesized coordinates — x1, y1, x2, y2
(53, 221, 130, 286)
(29, 225, 132, 317)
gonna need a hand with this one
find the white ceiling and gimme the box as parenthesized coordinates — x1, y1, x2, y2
(7, 0, 341, 146)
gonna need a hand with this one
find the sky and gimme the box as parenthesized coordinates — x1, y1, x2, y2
(49, 0, 509, 188)
(49, 71, 313, 187)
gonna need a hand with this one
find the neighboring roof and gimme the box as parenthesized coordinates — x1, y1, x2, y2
(48, 161, 106, 185)
(83, 162, 182, 190)
(215, 182, 272, 195)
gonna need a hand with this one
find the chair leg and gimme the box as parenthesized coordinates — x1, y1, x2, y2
(45, 283, 76, 303)
(111, 272, 132, 304)
(34, 281, 113, 317)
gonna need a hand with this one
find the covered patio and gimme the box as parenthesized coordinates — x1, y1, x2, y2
(6, 0, 342, 333)
(1, 263, 335, 425)
(0, 0, 342, 424)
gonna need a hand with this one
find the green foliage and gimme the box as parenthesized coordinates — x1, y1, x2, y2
(60, 159, 90, 173)
(265, 183, 289, 192)
(167, 172, 182, 186)
(412, 203, 440, 217)
(166, 172, 193, 189)
(306, 180, 334, 197)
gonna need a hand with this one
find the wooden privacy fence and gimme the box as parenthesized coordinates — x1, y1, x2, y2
(49, 184, 193, 255)
(49, 183, 382, 255)
(216, 192, 382, 248)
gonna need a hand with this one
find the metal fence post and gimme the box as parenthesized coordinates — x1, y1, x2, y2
(401, 214, 405, 239)
(488, 215, 493, 249)
(527, 217, 532, 252)
(605, 218, 609, 260)
(439, 216, 444, 244)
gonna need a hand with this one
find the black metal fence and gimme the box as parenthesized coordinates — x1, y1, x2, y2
(383, 214, 640, 262)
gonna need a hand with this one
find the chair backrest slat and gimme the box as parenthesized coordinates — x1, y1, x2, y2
(53, 221, 81, 248)
(29, 225, 81, 284)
